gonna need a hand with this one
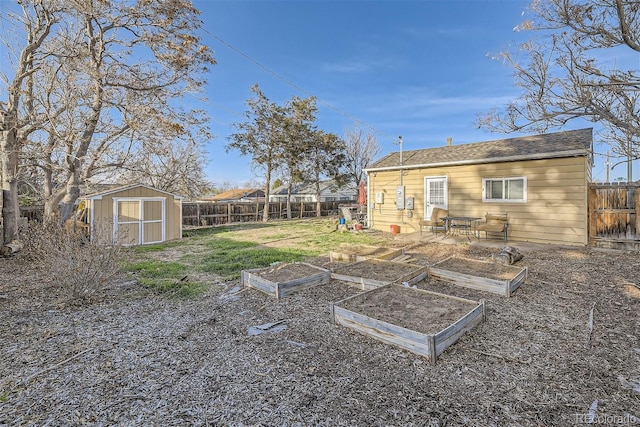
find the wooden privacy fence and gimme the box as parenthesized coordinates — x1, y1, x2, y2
(182, 200, 354, 227)
(588, 183, 640, 249)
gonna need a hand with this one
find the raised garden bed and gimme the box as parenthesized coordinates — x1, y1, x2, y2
(330, 284, 485, 364)
(329, 244, 403, 263)
(331, 259, 428, 291)
(241, 262, 331, 299)
(429, 256, 527, 297)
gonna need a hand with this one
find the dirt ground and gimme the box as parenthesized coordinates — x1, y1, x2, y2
(431, 256, 525, 281)
(1, 241, 640, 426)
(336, 285, 480, 335)
(331, 258, 426, 284)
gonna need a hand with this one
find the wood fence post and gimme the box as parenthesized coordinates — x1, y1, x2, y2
(588, 185, 597, 242)
(227, 203, 231, 224)
(633, 187, 640, 239)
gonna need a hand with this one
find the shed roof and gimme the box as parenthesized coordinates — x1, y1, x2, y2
(81, 183, 184, 200)
(366, 128, 593, 171)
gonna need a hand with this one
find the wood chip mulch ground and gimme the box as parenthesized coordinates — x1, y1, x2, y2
(1, 242, 639, 426)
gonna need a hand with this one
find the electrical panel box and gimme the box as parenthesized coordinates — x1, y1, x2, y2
(395, 185, 405, 209)
(374, 192, 384, 204)
(406, 197, 415, 210)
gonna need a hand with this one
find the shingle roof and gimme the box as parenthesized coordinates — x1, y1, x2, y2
(82, 183, 184, 199)
(367, 128, 593, 171)
(209, 188, 263, 201)
(271, 180, 340, 196)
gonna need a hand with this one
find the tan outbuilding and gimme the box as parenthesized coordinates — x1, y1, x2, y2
(79, 184, 183, 245)
(365, 128, 593, 246)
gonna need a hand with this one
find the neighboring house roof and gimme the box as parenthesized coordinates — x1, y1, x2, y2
(207, 188, 264, 202)
(81, 183, 184, 200)
(271, 180, 353, 196)
(366, 128, 593, 171)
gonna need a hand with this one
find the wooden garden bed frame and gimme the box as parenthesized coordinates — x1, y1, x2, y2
(241, 262, 331, 299)
(331, 259, 429, 291)
(330, 285, 485, 365)
(429, 256, 528, 297)
(329, 245, 404, 263)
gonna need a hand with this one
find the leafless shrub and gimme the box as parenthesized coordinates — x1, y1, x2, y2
(23, 221, 130, 302)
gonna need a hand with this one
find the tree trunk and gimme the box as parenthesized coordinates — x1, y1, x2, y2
(42, 148, 63, 221)
(59, 173, 81, 222)
(314, 180, 322, 219)
(286, 182, 292, 219)
(0, 241, 23, 257)
(1, 114, 20, 245)
(262, 167, 271, 222)
(44, 191, 65, 222)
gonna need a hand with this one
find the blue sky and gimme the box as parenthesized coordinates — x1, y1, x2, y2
(196, 1, 626, 185)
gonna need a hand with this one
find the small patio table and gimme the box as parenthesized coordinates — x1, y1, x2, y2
(441, 216, 482, 240)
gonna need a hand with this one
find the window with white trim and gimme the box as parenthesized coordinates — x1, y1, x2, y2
(482, 177, 527, 202)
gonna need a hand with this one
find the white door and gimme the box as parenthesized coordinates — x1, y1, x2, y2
(115, 200, 141, 245)
(424, 176, 448, 219)
(114, 198, 166, 245)
(141, 200, 164, 244)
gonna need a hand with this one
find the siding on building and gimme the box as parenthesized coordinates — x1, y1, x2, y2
(84, 184, 182, 245)
(366, 129, 592, 246)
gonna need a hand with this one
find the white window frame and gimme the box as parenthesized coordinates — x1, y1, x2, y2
(482, 176, 527, 203)
(423, 176, 448, 219)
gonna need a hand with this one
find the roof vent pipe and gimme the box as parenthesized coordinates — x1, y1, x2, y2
(446, 137, 452, 146)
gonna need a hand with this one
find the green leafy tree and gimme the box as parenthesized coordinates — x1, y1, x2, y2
(272, 178, 284, 189)
(227, 85, 286, 222)
(280, 96, 318, 219)
(302, 131, 347, 217)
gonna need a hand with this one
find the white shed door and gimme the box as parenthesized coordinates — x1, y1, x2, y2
(114, 198, 165, 245)
(141, 200, 164, 244)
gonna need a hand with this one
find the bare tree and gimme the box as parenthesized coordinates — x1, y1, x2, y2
(1, 0, 214, 243)
(1, 1, 59, 243)
(118, 138, 212, 200)
(478, 0, 640, 161)
(241, 178, 266, 191)
(342, 123, 380, 191)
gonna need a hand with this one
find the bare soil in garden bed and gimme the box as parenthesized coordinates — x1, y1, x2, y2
(337, 285, 478, 334)
(332, 244, 400, 259)
(249, 262, 327, 282)
(331, 258, 423, 283)
(432, 255, 523, 281)
(1, 240, 640, 426)
(332, 243, 398, 257)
